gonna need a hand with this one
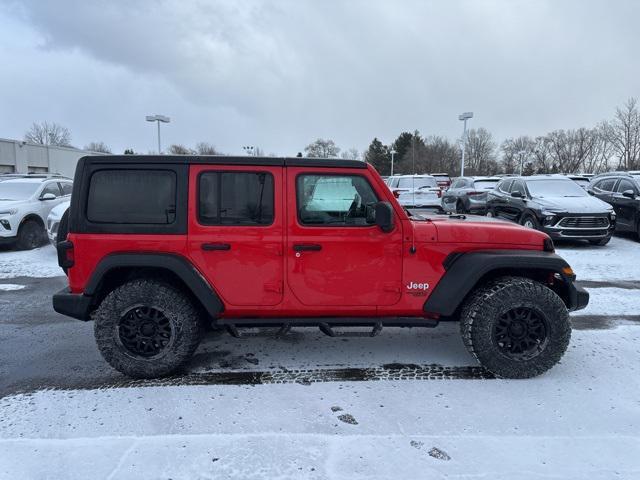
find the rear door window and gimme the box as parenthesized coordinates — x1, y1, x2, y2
(198, 171, 274, 225)
(594, 178, 616, 193)
(87, 169, 176, 224)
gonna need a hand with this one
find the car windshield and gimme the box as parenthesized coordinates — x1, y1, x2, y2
(398, 177, 437, 189)
(526, 179, 588, 198)
(0, 182, 39, 200)
(473, 179, 499, 190)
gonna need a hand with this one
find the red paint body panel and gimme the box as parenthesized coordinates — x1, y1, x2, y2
(66, 162, 549, 318)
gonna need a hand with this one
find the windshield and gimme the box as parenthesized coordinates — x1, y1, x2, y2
(0, 182, 38, 200)
(473, 179, 499, 190)
(397, 177, 437, 189)
(526, 179, 588, 198)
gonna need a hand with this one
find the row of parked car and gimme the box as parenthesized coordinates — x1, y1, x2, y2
(0, 173, 71, 250)
(385, 171, 640, 245)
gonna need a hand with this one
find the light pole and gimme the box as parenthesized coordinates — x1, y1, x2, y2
(243, 146, 255, 156)
(145, 115, 170, 154)
(517, 150, 527, 176)
(390, 149, 397, 177)
(458, 111, 473, 176)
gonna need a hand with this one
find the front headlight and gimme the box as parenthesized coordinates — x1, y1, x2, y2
(609, 210, 616, 220)
(0, 209, 17, 216)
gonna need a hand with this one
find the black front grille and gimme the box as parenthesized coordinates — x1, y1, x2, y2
(557, 216, 609, 228)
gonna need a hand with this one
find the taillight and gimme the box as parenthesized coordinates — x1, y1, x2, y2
(392, 190, 401, 198)
(467, 191, 483, 196)
(437, 190, 442, 198)
(57, 240, 74, 269)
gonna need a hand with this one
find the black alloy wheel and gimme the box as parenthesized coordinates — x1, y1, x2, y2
(117, 305, 174, 358)
(492, 307, 549, 361)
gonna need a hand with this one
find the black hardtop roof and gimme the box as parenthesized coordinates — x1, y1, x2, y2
(79, 155, 367, 169)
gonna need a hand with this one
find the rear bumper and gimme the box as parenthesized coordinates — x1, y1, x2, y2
(567, 282, 589, 312)
(52, 288, 92, 321)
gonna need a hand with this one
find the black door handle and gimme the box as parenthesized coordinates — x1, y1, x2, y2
(293, 244, 322, 252)
(201, 243, 231, 251)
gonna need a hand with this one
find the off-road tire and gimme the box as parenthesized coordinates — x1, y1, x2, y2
(589, 236, 611, 246)
(94, 279, 203, 378)
(520, 214, 540, 230)
(460, 276, 571, 378)
(16, 220, 44, 250)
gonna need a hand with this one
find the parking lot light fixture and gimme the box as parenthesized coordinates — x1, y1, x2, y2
(390, 149, 397, 176)
(458, 112, 473, 177)
(146, 115, 170, 154)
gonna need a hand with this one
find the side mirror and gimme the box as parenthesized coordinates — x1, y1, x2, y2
(392, 189, 401, 199)
(40, 193, 56, 201)
(622, 189, 636, 199)
(375, 201, 394, 233)
(511, 191, 523, 198)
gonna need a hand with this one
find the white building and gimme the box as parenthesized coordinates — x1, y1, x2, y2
(0, 137, 108, 178)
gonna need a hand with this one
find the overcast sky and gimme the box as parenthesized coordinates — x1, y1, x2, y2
(1, 0, 638, 156)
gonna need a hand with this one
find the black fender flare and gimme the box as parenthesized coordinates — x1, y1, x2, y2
(423, 250, 574, 316)
(85, 253, 224, 319)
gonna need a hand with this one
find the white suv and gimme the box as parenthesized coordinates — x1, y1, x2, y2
(0, 175, 72, 249)
(385, 174, 442, 208)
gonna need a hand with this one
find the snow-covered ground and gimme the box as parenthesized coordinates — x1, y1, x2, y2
(1, 324, 639, 479)
(1, 235, 639, 479)
(0, 245, 62, 279)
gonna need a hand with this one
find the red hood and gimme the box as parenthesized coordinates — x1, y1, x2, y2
(412, 216, 548, 247)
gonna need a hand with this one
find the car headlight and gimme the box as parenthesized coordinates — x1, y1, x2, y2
(0, 209, 17, 216)
(609, 211, 616, 220)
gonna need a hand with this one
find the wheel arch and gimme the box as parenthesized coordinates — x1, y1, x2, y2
(424, 250, 577, 317)
(85, 253, 224, 320)
(19, 213, 45, 228)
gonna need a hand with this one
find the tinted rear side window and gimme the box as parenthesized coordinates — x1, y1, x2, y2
(198, 171, 274, 225)
(87, 169, 176, 224)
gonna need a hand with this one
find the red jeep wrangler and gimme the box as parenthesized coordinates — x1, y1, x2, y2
(53, 156, 588, 379)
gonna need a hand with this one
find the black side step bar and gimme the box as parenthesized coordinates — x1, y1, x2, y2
(215, 317, 439, 337)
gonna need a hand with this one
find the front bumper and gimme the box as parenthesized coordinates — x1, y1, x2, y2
(567, 281, 589, 312)
(53, 288, 93, 320)
(541, 214, 615, 241)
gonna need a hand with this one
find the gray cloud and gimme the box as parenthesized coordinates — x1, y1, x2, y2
(1, 0, 639, 155)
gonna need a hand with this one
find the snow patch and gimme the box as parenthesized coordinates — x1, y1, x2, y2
(0, 246, 62, 279)
(0, 284, 26, 291)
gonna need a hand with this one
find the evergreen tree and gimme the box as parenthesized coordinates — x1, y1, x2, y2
(364, 138, 389, 175)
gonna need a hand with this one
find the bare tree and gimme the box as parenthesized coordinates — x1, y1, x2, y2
(84, 141, 111, 153)
(195, 142, 219, 155)
(500, 136, 536, 174)
(304, 138, 340, 158)
(603, 97, 640, 170)
(167, 144, 194, 155)
(340, 148, 360, 160)
(25, 121, 72, 147)
(464, 128, 498, 175)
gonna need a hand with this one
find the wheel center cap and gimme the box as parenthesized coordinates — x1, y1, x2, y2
(140, 322, 156, 337)
(509, 321, 526, 338)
